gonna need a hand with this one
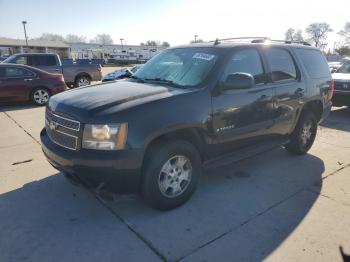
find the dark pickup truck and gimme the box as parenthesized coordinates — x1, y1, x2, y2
(3, 53, 102, 87)
(41, 39, 333, 210)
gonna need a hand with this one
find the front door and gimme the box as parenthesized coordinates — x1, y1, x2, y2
(0, 66, 34, 102)
(210, 47, 275, 156)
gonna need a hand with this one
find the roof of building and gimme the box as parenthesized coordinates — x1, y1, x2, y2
(0, 37, 69, 48)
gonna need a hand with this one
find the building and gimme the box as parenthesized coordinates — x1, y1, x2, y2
(69, 43, 165, 63)
(0, 37, 70, 58)
(0, 37, 166, 63)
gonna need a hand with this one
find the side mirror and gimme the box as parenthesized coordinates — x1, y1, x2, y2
(222, 73, 255, 91)
(331, 68, 337, 73)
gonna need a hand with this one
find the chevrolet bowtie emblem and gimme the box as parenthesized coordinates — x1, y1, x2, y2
(48, 121, 58, 131)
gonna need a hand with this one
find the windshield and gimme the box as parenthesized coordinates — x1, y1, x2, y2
(336, 62, 350, 74)
(2, 55, 17, 63)
(133, 48, 218, 87)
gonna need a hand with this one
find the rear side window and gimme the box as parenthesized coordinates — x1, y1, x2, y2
(296, 49, 330, 78)
(32, 55, 57, 66)
(5, 67, 34, 77)
(223, 49, 266, 84)
(265, 48, 297, 82)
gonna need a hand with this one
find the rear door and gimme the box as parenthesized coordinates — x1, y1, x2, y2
(211, 47, 275, 155)
(262, 47, 304, 135)
(0, 66, 35, 102)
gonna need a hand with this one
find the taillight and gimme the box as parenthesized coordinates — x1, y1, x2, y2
(330, 79, 334, 98)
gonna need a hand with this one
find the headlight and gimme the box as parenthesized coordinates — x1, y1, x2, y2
(82, 123, 128, 150)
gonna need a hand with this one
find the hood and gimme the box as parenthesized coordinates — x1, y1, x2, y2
(49, 80, 188, 119)
(332, 73, 350, 81)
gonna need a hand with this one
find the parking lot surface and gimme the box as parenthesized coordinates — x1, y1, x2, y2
(0, 105, 349, 262)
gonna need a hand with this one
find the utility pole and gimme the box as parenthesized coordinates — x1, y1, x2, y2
(22, 21, 29, 49)
(120, 38, 124, 49)
(194, 35, 198, 43)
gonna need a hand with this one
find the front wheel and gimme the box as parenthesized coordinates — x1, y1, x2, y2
(285, 111, 318, 155)
(142, 140, 201, 210)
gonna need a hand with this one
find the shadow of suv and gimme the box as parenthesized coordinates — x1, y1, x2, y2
(40, 38, 333, 210)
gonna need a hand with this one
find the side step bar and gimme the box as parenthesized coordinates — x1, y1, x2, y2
(203, 138, 290, 169)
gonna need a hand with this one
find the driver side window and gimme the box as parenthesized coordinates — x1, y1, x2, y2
(223, 49, 266, 85)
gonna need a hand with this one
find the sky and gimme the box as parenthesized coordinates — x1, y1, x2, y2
(0, 0, 349, 49)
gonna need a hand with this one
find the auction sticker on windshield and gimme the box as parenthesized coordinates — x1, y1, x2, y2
(193, 53, 216, 61)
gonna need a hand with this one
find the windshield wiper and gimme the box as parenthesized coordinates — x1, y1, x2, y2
(144, 78, 180, 87)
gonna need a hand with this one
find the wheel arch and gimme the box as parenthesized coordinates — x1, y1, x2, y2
(142, 127, 207, 168)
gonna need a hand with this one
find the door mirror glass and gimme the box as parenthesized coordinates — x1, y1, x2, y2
(222, 73, 255, 90)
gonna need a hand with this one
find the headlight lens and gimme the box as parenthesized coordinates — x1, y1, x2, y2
(82, 123, 128, 150)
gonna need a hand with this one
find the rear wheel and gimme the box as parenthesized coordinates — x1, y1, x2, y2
(285, 111, 317, 155)
(142, 140, 201, 210)
(32, 88, 50, 106)
(74, 75, 91, 88)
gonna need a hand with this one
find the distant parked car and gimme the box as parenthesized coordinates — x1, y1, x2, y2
(3, 53, 102, 88)
(332, 61, 350, 107)
(102, 65, 143, 82)
(0, 63, 67, 105)
(328, 62, 343, 73)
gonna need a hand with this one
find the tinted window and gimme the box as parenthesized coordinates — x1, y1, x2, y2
(14, 56, 28, 65)
(5, 67, 34, 77)
(32, 55, 57, 66)
(265, 48, 297, 82)
(223, 49, 265, 84)
(0, 68, 5, 78)
(296, 49, 330, 78)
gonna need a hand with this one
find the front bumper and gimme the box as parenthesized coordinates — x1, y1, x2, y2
(40, 128, 143, 193)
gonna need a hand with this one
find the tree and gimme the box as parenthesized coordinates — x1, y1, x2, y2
(65, 34, 87, 43)
(90, 34, 114, 45)
(339, 22, 350, 45)
(335, 46, 350, 56)
(33, 33, 65, 42)
(162, 41, 170, 47)
(305, 23, 332, 47)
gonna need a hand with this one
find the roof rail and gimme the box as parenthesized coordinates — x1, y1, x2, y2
(268, 39, 311, 46)
(209, 37, 269, 45)
(208, 37, 311, 46)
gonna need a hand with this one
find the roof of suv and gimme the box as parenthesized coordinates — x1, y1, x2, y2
(171, 40, 318, 50)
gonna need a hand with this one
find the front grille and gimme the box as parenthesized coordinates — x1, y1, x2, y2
(334, 81, 350, 91)
(45, 109, 80, 150)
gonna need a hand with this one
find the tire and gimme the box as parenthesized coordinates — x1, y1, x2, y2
(74, 75, 91, 88)
(285, 111, 318, 155)
(142, 139, 202, 210)
(32, 88, 50, 106)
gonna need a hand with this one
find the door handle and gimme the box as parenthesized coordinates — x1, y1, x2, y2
(24, 79, 33, 82)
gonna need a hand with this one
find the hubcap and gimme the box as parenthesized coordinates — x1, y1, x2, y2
(78, 78, 90, 87)
(158, 155, 192, 198)
(300, 120, 313, 146)
(33, 89, 49, 105)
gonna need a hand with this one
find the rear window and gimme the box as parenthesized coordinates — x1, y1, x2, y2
(296, 49, 330, 78)
(32, 55, 57, 66)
